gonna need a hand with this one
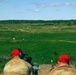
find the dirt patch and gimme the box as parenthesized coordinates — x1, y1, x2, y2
(38, 64, 52, 75)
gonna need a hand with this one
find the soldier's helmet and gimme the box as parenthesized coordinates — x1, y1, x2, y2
(11, 48, 25, 59)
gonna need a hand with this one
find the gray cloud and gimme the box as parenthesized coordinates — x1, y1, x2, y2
(69, 4, 76, 8)
(0, 0, 5, 2)
(0, 0, 3, 2)
(0, 0, 8, 3)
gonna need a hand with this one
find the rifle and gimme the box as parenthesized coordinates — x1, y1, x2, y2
(24, 55, 32, 65)
(25, 56, 32, 64)
(24, 56, 39, 75)
(32, 63, 39, 75)
(24, 55, 39, 75)
(49, 60, 55, 71)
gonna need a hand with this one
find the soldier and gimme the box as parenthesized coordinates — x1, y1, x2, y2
(3, 48, 33, 75)
(49, 54, 76, 75)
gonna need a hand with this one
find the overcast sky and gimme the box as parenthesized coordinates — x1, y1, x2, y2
(0, 0, 76, 20)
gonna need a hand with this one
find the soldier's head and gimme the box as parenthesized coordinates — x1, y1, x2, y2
(58, 54, 69, 65)
(11, 48, 25, 59)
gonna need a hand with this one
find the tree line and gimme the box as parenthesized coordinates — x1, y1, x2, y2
(0, 20, 76, 26)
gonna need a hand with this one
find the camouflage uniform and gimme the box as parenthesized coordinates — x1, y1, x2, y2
(3, 56, 33, 75)
(49, 64, 76, 75)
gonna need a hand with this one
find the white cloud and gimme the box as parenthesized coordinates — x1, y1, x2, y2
(30, 2, 76, 10)
(39, 4, 46, 8)
(65, 3, 76, 8)
(32, 2, 47, 8)
(32, 2, 76, 8)
(32, 2, 64, 8)
(15, 11, 24, 14)
(65, 3, 70, 5)
(34, 9, 40, 12)
(48, 3, 62, 7)
(27, 9, 40, 12)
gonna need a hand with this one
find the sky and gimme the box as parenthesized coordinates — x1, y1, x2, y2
(0, 0, 76, 20)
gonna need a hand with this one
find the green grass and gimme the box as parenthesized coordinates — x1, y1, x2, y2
(0, 23, 76, 72)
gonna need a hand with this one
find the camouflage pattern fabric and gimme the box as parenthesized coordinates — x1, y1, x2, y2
(3, 56, 33, 75)
(49, 64, 76, 75)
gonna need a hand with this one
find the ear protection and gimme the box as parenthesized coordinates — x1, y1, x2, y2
(18, 49, 25, 59)
(11, 48, 25, 59)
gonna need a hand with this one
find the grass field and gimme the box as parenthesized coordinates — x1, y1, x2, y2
(0, 22, 76, 72)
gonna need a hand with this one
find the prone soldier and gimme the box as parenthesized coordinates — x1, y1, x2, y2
(49, 54, 76, 75)
(3, 48, 33, 75)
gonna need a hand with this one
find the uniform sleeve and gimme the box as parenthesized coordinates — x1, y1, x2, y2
(25, 61, 34, 75)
